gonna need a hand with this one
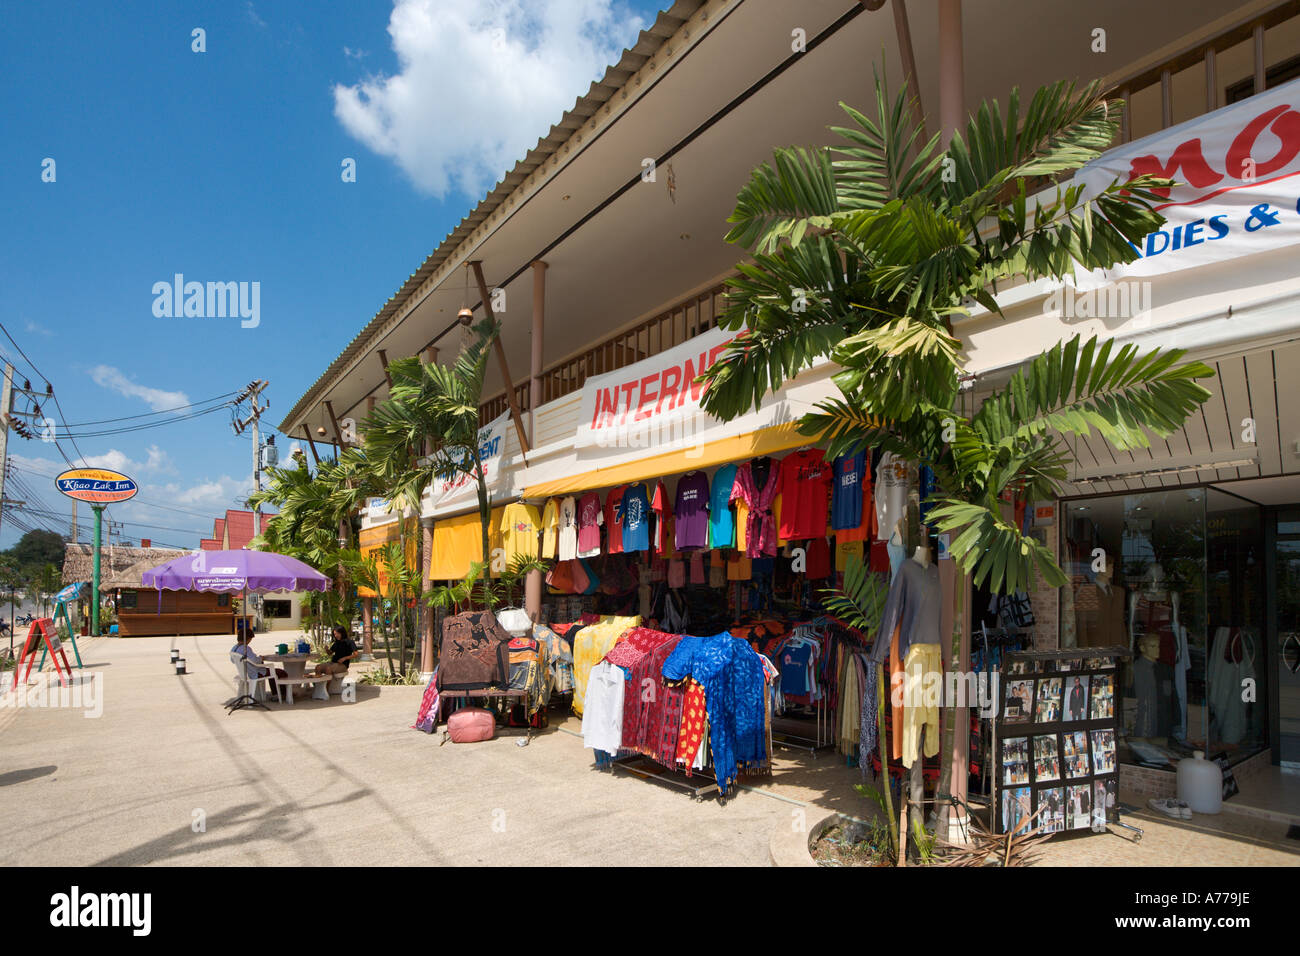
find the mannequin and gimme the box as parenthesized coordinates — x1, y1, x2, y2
(1076, 566, 1126, 648)
(1129, 565, 1177, 746)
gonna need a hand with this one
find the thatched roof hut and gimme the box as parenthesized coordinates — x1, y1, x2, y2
(61, 544, 187, 590)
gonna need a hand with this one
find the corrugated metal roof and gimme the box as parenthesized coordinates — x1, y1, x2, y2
(281, 1, 705, 431)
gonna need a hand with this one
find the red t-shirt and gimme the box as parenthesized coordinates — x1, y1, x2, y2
(778, 449, 832, 540)
(605, 485, 627, 554)
(577, 492, 603, 555)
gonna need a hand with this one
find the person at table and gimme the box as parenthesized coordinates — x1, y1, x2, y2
(314, 625, 360, 677)
(231, 632, 286, 695)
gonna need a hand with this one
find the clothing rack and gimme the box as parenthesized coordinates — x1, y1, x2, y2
(608, 754, 721, 801)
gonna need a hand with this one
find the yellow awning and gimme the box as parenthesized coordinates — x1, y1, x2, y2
(521, 422, 810, 499)
(427, 506, 506, 581)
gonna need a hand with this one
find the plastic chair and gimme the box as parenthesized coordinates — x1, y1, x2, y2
(227, 651, 273, 714)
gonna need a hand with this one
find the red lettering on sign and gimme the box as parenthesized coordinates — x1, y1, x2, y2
(636, 373, 659, 421)
(1128, 138, 1221, 199)
(1226, 104, 1300, 178)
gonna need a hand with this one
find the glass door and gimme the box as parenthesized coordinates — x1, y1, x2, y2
(1275, 511, 1300, 767)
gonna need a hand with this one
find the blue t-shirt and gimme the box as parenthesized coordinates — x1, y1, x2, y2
(831, 451, 866, 530)
(709, 463, 738, 548)
(621, 482, 651, 552)
(780, 643, 813, 696)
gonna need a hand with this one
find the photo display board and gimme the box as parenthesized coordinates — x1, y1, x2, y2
(994, 647, 1124, 836)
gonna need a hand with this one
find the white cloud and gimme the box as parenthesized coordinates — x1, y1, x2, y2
(246, 2, 267, 29)
(90, 366, 189, 412)
(333, 0, 644, 198)
(24, 319, 53, 337)
(344, 46, 368, 60)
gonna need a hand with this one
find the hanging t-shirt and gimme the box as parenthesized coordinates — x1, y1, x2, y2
(805, 536, 831, 579)
(652, 481, 669, 554)
(605, 485, 627, 555)
(832, 452, 866, 530)
(540, 498, 560, 559)
(557, 495, 579, 561)
(778, 449, 832, 540)
(674, 470, 711, 550)
(874, 452, 908, 540)
(621, 482, 651, 552)
(918, 464, 938, 530)
(709, 463, 738, 549)
(576, 492, 603, 558)
(499, 502, 541, 562)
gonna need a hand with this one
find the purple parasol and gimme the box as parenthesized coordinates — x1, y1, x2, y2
(140, 549, 331, 594)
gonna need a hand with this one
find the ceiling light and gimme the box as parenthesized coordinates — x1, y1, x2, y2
(562, 194, 571, 201)
(680, 233, 690, 240)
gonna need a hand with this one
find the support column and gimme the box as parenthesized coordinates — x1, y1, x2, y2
(530, 260, 547, 439)
(525, 260, 548, 623)
(420, 517, 436, 679)
(937, 0, 964, 149)
(362, 596, 374, 659)
(92, 505, 104, 637)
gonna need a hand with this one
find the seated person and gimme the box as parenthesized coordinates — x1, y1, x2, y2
(314, 625, 360, 677)
(231, 632, 286, 695)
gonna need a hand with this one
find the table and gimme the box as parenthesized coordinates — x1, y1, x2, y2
(261, 652, 329, 703)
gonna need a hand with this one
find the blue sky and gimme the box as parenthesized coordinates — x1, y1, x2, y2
(0, 0, 659, 550)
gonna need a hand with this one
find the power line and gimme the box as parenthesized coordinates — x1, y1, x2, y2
(60, 390, 241, 427)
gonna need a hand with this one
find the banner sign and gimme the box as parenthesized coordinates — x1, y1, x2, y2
(54, 468, 139, 503)
(1074, 76, 1300, 279)
(575, 324, 740, 449)
(426, 412, 509, 511)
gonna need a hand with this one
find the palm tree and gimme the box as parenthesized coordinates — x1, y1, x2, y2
(363, 318, 500, 574)
(702, 72, 1212, 594)
(700, 74, 1214, 851)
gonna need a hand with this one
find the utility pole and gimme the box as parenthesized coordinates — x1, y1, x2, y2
(71, 500, 78, 543)
(0, 364, 13, 545)
(232, 380, 269, 631)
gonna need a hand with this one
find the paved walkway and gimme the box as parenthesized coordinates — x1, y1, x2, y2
(1, 633, 1293, 866)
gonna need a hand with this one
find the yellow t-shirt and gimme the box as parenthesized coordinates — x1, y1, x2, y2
(540, 498, 560, 559)
(500, 502, 541, 562)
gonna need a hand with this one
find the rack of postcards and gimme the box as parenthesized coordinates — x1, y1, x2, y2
(993, 647, 1125, 837)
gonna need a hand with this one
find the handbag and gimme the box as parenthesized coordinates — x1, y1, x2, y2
(447, 707, 496, 743)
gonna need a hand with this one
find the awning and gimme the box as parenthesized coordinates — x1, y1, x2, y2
(520, 422, 809, 499)
(428, 506, 506, 581)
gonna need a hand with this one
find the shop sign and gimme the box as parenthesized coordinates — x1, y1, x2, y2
(1033, 502, 1056, 527)
(575, 324, 740, 449)
(54, 468, 138, 503)
(426, 412, 509, 511)
(1073, 76, 1300, 279)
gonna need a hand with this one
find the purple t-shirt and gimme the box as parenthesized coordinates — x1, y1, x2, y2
(674, 470, 711, 550)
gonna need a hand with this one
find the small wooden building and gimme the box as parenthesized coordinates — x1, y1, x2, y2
(61, 544, 237, 637)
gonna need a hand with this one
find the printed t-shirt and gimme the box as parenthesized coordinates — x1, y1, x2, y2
(832, 451, 876, 545)
(557, 495, 579, 561)
(779, 449, 832, 540)
(621, 482, 651, 552)
(576, 492, 603, 558)
(709, 463, 738, 549)
(500, 502, 541, 561)
(540, 498, 560, 559)
(674, 470, 711, 550)
(875, 452, 908, 540)
(604, 485, 627, 555)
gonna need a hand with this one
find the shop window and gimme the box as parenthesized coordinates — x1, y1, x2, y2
(119, 590, 138, 610)
(1061, 488, 1266, 768)
(262, 599, 292, 619)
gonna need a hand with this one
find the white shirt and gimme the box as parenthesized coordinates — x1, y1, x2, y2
(557, 495, 579, 561)
(874, 452, 908, 540)
(581, 661, 625, 754)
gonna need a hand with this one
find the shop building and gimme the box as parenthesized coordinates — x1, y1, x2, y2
(282, 0, 1300, 797)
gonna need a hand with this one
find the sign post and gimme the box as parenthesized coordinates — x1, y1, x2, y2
(10, 618, 72, 689)
(53, 468, 138, 637)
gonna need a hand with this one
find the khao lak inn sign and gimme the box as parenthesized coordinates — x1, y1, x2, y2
(54, 468, 139, 504)
(1076, 75, 1300, 280)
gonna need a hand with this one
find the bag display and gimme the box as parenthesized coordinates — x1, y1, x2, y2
(447, 707, 496, 743)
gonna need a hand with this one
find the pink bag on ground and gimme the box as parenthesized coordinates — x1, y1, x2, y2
(447, 707, 496, 743)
